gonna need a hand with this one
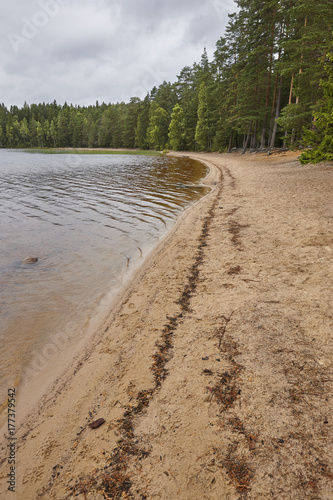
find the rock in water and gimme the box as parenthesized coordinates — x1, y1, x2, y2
(23, 257, 38, 264)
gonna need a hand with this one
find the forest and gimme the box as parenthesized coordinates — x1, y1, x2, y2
(1, 0, 333, 164)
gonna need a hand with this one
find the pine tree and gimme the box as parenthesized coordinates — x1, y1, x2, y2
(72, 112, 85, 147)
(278, 0, 333, 147)
(135, 95, 150, 149)
(153, 81, 177, 117)
(98, 109, 113, 147)
(6, 119, 15, 147)
(29, 117, 38, 147)
(195, 82, 211, 150)
(36, 121, 44, 147)
(123, 97, 140, 148)
(147, 103, 169, 150)
(50, 119, 57, 147)
(57, 111, 70, 147)
(168, 104, 185, 151)
(300, 49, 333, 163)
(1, 0, 332, 157)
(174, 64, 202, 149)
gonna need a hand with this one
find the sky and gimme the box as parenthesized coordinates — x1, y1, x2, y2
(0, 0, 236, 108)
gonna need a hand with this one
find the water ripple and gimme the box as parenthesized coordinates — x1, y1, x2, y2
(0, 150, 209, 397)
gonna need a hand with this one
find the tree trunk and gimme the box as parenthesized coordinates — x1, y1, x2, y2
(283, 72, 294, 148)
(268, 113, 274, 148)
(251, 120, 257, 149)
(270, 76, 283, 148)
(268, 73, 279, 146)
(228, 128, 233, 153)
(260, 111, 268, 149)
(260, 8, 276, 149)
(288, 72, 294, 104)
(242, 122, 252, 154)
(295, 17, 307, 105)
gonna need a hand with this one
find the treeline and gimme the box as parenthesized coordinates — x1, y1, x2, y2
(1, 0, 333, 162)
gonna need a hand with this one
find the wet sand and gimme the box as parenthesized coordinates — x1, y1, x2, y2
(0, 151, 332, 499)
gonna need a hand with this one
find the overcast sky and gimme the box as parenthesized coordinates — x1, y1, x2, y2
(1, 0, 236, 107)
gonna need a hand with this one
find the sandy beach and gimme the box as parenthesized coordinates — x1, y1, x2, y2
(1, 151, 332, 499)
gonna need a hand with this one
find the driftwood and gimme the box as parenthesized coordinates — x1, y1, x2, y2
(88, 418, 105, 429)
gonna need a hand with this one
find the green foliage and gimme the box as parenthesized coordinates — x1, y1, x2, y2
(57, 112, 70, 147)
(277, 102, 311, 147)
(147, 104, 169, 150)
(1, 0, 332, 158)
(168, 104, 185, 150)
(300, 53, 333, 163)
(135, 95, 150, 149)
(195, 83, 211, 150)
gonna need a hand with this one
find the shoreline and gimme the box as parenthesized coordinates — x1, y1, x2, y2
(0, 151, 332, 499)
(24, 147, 163, 155)
(0, 154, 210, 434)
(0, 151, 210, 435)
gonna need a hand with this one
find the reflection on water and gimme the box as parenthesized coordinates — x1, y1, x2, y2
(0, 150, 208, 412)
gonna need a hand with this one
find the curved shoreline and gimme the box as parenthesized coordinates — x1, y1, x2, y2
(0, 155, 221, 495)
(1, 151, 332, 499)
(0, 154, 213, 434)
(0, 155, 219, 421)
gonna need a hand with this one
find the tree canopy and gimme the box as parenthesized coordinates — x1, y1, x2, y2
(1, 0, 332, 161)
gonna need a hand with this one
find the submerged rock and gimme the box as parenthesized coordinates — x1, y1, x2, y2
(23, 257, 38, 264)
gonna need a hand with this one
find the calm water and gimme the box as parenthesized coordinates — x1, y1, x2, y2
(0, 150, 208, 413)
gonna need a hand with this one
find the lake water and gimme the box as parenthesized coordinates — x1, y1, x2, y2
(0, 150, 208, 418)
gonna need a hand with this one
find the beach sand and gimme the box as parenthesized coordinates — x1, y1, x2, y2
(0, 151, 332, 499)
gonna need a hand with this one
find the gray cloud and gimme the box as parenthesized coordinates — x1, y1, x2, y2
(0, 0, 236, 107)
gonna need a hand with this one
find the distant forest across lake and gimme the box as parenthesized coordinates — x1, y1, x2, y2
(1, 0, 333, 164)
